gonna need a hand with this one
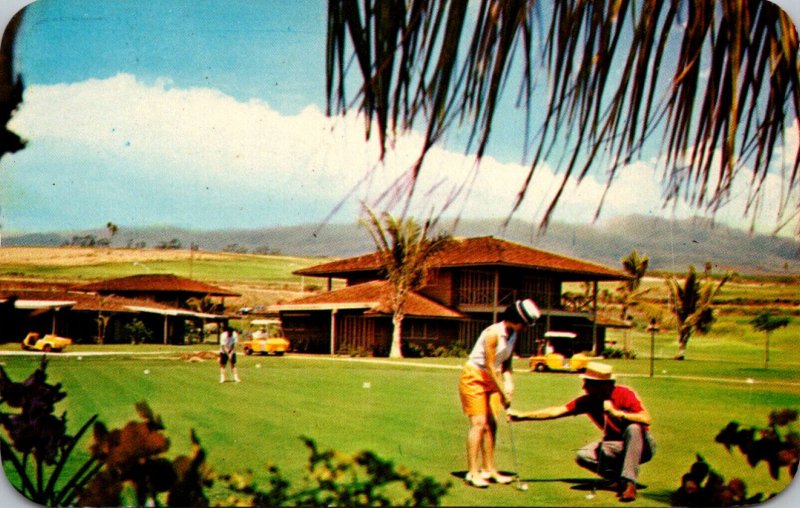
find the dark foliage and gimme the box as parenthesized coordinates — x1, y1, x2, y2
(221, 436, 450, 506)
(0, 358, 100, 506)
(673, 409, 799, 506)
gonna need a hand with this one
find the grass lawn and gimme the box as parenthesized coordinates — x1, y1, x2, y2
(0, 255, 322, 284)
(1, 248, 798, 505)
(2, 348, 799, 506)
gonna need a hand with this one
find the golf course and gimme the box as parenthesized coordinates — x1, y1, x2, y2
(1, 324, 798, 505)
(1, 248, 799, 506)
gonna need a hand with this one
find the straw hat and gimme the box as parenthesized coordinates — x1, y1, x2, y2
(580, 362, 616, 382)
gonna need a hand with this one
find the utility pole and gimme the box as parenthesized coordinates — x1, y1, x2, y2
(647, 318, 659, 378)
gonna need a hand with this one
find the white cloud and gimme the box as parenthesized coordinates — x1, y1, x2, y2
(1, 73, 796, 235)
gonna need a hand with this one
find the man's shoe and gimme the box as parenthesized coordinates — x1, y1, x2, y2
(620, 481, 637, 502)
(595, 479, 620, 492)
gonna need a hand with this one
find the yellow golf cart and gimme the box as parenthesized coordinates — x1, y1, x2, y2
(529, 331, 600, 373)
(241, 319, 290, 356)
(21, 332, 73, 353)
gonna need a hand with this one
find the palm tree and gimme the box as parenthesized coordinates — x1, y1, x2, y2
(665, 265, 731, 359)
(361, 208, 450, 358)
(617, 249, 650, 352)
(326, 1, 800, 234)
(618, 249, 650, 321)
(750, 312, 790, 369)
(105, 222, 118, 250)
(106, 222, 118, 240)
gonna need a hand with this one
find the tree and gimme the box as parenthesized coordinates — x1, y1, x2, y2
(617, 250, 650, 353)
(106, 222, 118, 242)
(618, 250, 650, 321)
(326, 1, 800, 234)
(750, 312, 790, 369)
(361, 209, 450, 358)
(186, 295, 222, 314)
(0, 9, 25, 158)
(95, 312, 110, 344)
(665, 266, 732, 359)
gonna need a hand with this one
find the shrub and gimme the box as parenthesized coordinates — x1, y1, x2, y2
(220, 437, 450, 506)
(0, 358, 100, 506)
(601, 347, 637, 359)
(401, 342, 467, 358)
(673, 409, 799, 506)
(124, 319, 154, 345)
(78, 403, 212, 507)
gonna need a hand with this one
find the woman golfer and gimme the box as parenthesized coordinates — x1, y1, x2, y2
(459, 298, 540, 488)
(219, 324, 241, 383)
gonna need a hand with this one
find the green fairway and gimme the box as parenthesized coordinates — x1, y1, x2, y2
(2, 351, 798, 506)
(0, 255, 323, 283)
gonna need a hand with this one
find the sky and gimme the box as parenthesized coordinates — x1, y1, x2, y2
(0, 0, 799, 238)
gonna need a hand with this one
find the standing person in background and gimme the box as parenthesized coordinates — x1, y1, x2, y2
(458, 298, 540, 488)
(219, 324, 241, 383)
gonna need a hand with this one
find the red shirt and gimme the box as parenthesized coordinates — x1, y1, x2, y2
(565, 385, 647, 440)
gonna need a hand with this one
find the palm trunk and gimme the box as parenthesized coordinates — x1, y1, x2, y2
(389, 313, 404, 358)
(675, 328, 690, 360)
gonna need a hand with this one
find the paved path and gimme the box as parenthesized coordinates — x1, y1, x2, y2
(2, 350, 799, 388)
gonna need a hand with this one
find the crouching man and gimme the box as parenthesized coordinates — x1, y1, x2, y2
(508, 362, 655, 502)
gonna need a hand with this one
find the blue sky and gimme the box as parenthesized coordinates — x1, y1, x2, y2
(0, 0, 799, 237)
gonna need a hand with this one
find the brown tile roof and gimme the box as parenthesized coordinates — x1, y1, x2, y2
(0, 289, 178, 313)
(1, 289, 231, 321)
(0, 280, 75, 292)
(275, 280, 464, 318)
(73, 274, 239, 297)
(295, 236, 627, 281)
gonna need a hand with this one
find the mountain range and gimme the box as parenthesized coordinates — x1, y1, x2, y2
(3, 215, 798, 275)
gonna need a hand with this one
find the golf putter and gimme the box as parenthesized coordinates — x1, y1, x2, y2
(506, 412, 528, 491)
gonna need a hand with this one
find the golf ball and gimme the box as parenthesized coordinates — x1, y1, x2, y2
(520, 484, 528, 491)
(143, 369, 150, 375)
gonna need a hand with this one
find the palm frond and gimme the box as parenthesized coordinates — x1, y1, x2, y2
(326, 0, 800, 234)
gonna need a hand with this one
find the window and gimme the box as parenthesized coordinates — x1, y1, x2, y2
(459, 270, 495, 305)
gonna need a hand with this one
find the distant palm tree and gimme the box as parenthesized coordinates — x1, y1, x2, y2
(186, 295, 221, 314)
(618, 250, 650, 321)
(666, 265, 731, 359)
(361, 209, 450, 357)
(106, 222, 118, 243)
(750, 312, 790, 369)
(617, 250, 650, 352)
(326, 0, 800, 234)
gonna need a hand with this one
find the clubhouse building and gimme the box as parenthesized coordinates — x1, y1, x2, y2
(274, 236, 630, 356)
(0, 274, 238, 344)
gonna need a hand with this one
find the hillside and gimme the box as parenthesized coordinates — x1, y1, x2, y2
(3, 215, 799, 275)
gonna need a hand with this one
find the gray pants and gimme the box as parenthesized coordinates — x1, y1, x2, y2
(575, 424, 655, 483)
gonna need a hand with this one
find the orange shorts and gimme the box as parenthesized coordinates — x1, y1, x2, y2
(458, 363, 503, 416)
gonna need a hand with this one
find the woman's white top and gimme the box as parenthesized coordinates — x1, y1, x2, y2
(467, 322, 517, 371)
(220, 330, 238, 350)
